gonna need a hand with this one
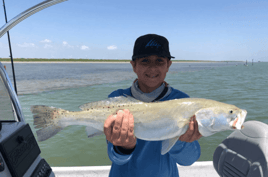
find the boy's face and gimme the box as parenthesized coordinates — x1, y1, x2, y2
(130, 55, 172, 93)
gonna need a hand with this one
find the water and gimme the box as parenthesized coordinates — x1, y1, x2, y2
(4, 62, 238, 95)
(3, 61, 267, 167)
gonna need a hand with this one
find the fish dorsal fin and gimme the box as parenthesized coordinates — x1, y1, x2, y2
(161, 136, 180, 155)
(79, 95, 142, 111)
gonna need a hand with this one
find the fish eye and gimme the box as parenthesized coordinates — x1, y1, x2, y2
(229, 110, 233, 114)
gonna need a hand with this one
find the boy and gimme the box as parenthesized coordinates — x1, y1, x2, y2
(104, 34, 202, 177)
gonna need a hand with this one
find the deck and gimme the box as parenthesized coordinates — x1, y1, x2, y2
(52, 161, 219, 177)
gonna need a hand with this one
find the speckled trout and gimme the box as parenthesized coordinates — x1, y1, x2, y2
(31, 95, 247, 154)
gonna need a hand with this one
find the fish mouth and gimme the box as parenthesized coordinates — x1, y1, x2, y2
(231, 109, 247, 130)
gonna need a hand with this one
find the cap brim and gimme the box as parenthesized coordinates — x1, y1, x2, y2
(132, 54, 175, 60)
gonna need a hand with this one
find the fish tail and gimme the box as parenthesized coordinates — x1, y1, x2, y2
(31, 105, 66, 141)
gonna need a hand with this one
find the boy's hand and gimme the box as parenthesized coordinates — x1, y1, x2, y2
(179, 115, 202, 142)
(104, 109, 136, 149)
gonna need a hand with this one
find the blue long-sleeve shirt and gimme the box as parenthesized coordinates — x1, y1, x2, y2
(107, 86, 201, 177)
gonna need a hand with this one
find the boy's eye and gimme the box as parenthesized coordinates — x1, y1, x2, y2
(140, 58, 165, 65)
(142, 59, 149, 63)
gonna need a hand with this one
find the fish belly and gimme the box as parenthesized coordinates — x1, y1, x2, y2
(129, 102, 191, 141)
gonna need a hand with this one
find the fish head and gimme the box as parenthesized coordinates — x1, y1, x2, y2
(229, 108, 247, 130)
(196, 105, 247, 136)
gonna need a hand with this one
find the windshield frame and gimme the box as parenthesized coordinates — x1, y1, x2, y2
(0, 62, 24, 122)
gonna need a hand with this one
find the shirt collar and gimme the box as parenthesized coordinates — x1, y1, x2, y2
(131, 79, 167, 102)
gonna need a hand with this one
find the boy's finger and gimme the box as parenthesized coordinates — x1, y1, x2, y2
(111, 110, 124, 140)
(126, 136, 136, 149)
(187, 116, 195, 134)
(128, 112, 135, 134)
(193, 116, 198, 133)
(125, 112, 136, 146)
(104, 115, 116, 140)
(120, 112, 129, 143)
(183, 116, 195, 140)
(123, 109, 130, 114)
(192, 117, 202, 141)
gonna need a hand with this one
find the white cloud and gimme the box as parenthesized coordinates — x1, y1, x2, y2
(62, 41, 74, 48)
(44, 44, 53, 49)
(63, 41, 68, 46)
(81, 45, 89, 50)
(17, 42, 36, 48)
(40, 39, 52, 43)
(107, 45, 117, 50)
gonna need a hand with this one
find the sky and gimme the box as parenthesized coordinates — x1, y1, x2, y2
(0, 0, 267, 61)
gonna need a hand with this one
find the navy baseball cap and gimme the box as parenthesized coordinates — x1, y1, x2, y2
(132, 34, 175, 61)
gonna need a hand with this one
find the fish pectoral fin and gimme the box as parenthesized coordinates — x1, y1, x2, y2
(85, 126, 104, 138)
(161, 136, 180, 155)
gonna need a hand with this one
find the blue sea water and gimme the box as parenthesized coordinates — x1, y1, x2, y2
(2, 61, 267, 166)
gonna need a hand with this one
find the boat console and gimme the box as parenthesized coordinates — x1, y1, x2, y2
(0, 62, 54, 177)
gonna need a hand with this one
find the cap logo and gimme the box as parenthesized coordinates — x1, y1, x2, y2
(145, 39, 161, 48)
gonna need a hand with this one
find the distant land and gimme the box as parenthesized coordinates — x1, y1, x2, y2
(0, 58, 244, 63)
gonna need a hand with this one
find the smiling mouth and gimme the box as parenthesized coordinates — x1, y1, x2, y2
(146, 74, 159, 78)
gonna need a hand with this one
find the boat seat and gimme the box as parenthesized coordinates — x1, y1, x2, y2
(213, 121, 268, 177)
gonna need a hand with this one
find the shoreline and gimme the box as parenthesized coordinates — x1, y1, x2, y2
(0, 58, 244, 64)
(0, 61, 243, 64)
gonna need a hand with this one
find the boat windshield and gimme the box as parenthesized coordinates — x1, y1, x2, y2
(0, 66, 17, 121)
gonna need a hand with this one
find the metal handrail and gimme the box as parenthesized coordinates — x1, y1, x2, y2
(0, 0, 67, 95)
(0, 62, 23, 122)
(0, 0, 67, 38)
